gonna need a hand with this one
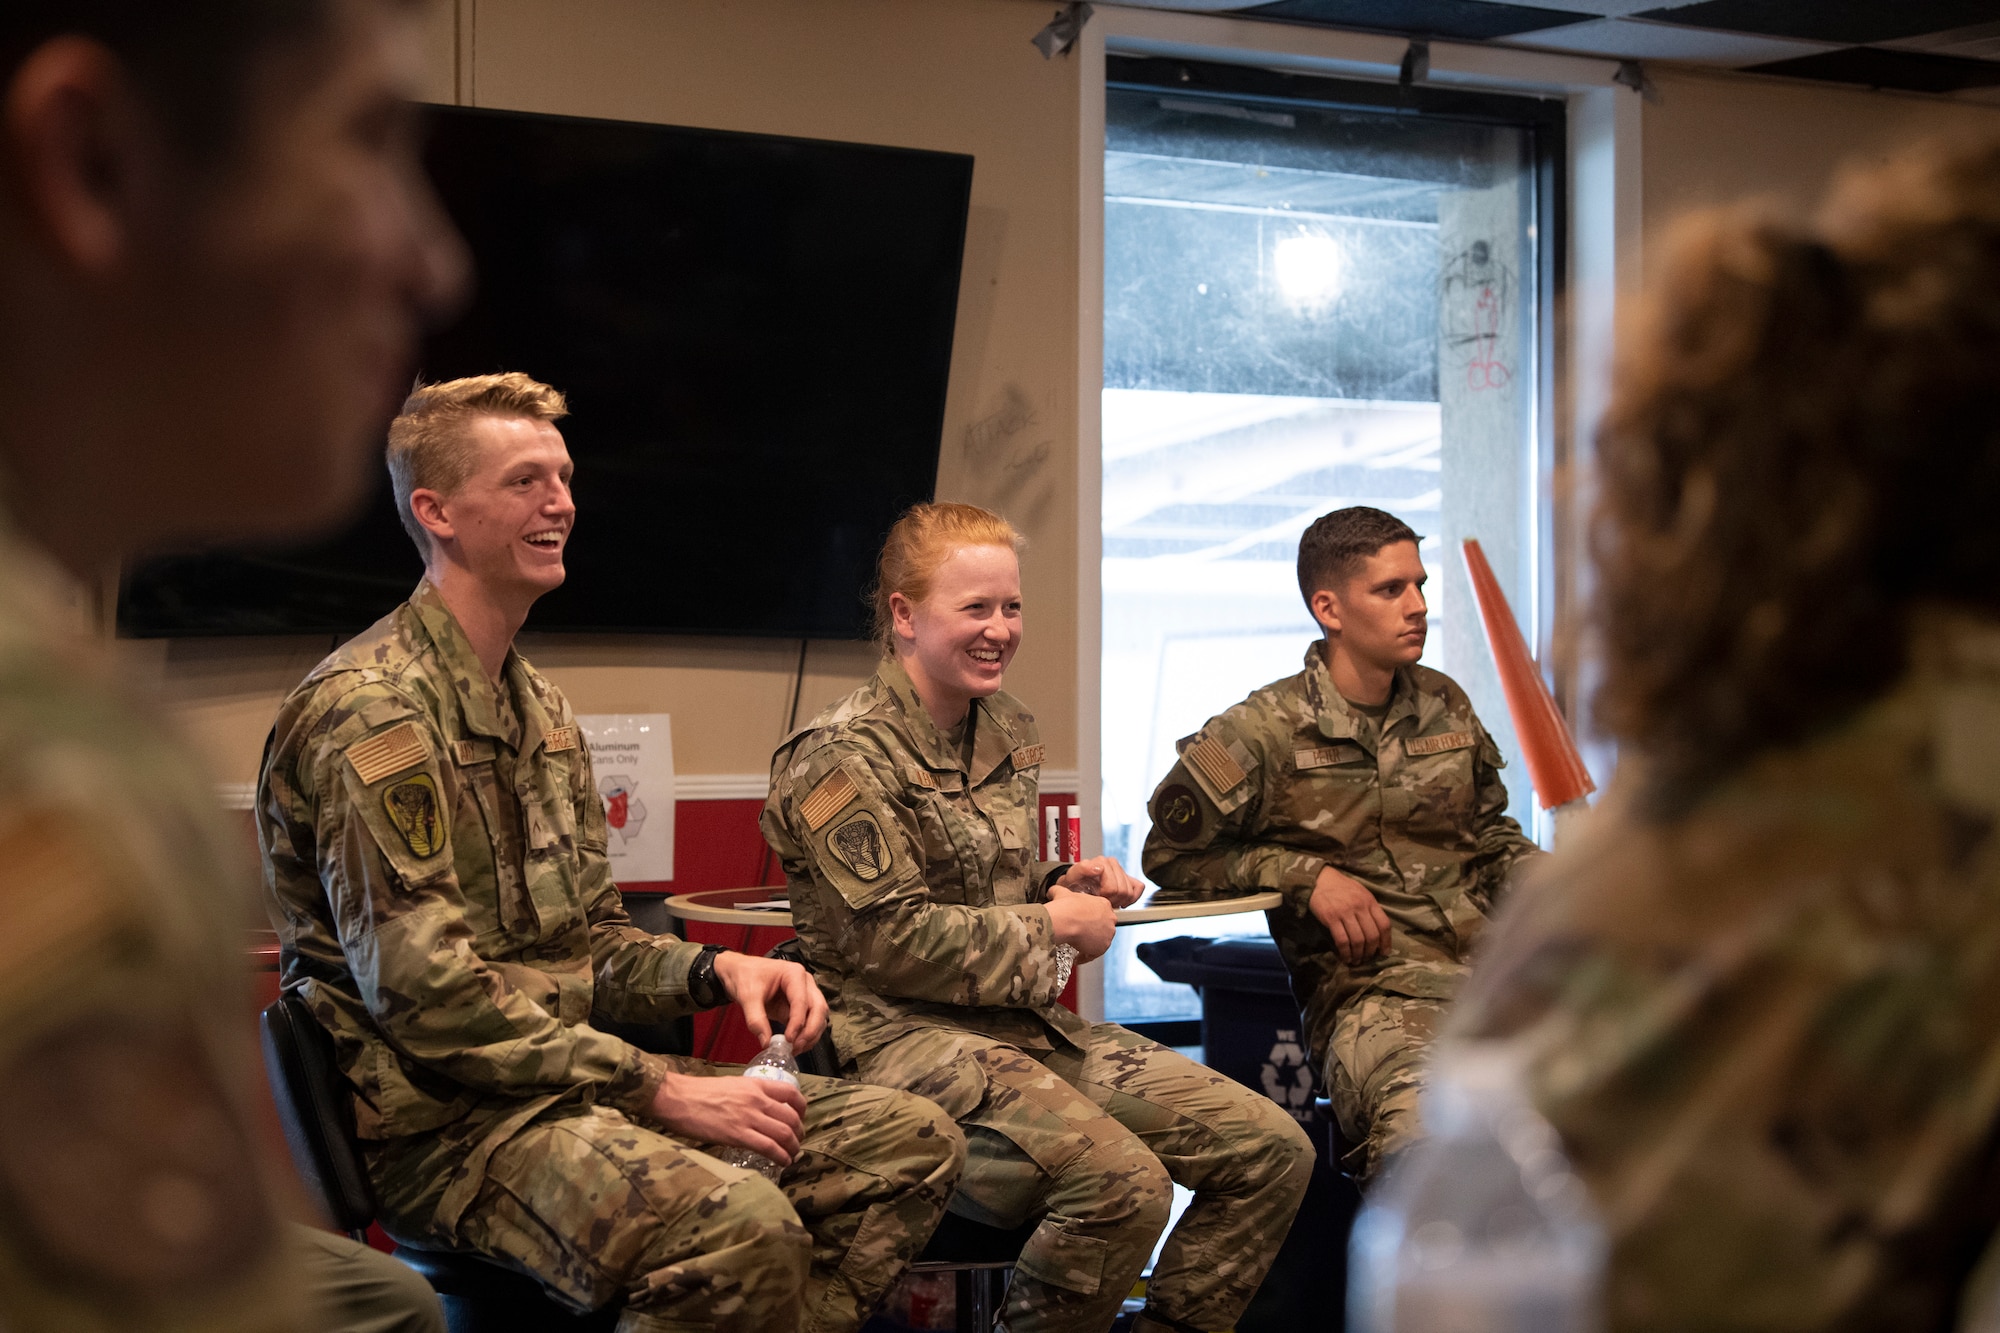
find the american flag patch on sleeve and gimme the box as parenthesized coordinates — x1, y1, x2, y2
(1184, 735, 1247, 794)
(347, 722, 428, 786)
(801, 768, 860, 832)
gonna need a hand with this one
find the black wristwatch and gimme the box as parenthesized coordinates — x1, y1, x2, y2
(687, 944, 727, 1009)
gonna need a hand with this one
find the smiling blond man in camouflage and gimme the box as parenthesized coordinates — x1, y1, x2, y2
(259, 374, 963, 1333)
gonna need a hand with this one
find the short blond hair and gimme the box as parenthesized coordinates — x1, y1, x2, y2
(386, 372, 569, 553)
(870, 502, 1024, 652)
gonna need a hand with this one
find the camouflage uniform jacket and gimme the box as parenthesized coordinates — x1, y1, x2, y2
(1142, 641, 1540, 1062)
(1448, 611, 2000, 1331)
(259, 581, 701, 1227)
(0, 522, 300, 1332)
(761, 659, 1080, 1065)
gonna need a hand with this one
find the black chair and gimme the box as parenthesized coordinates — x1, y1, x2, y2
(1313, 1094, 1360, 1178)
(766, 937, 1032, 1332)
(258, 994, 618, 1332)
(905, 1212, 1038, 1333)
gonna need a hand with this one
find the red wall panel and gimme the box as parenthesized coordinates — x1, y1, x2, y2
(253, 792, 1082, 1068)
(648, 793, 1080, 1064)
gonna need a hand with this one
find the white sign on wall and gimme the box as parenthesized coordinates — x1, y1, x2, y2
(575, 713, 675, 884)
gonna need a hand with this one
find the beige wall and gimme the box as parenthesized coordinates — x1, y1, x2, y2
(123, 5, 2000, 791)
(1641, 66, 2000, 242)
(126, 0, 1083, 787)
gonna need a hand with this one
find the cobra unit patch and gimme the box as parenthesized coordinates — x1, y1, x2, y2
(828, 810, 890, 881)
(383, 773, 444, 858)
(1155, 783, 1204, 844)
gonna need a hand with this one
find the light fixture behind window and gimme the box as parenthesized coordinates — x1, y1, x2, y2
(1273, 232, 1345, 312)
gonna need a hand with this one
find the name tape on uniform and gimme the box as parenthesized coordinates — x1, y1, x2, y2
(1184, 735, 1247, 794)
(1010, 743, 1045, 770)
(1294, 744, 1363, 770)
(347, 722, 428, 786)
(545, 726, 579, 753)
(452, 739, 493, 766)
(908, 768, 938, 790)
(1405, 730, 1476, 756)
(801, 768, 860, 831)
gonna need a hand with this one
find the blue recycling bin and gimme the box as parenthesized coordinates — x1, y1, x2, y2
(1136, 935, 1323, 1142)
(1137, 934, 1361, 1333)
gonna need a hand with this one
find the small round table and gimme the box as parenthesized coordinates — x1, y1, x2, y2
(662, 886, 1283, 928)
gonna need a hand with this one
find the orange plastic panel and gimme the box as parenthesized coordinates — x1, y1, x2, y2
(1460, 539, 1595, 810)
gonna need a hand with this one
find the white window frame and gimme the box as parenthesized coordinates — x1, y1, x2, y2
(1069, 6, 1644, 1020)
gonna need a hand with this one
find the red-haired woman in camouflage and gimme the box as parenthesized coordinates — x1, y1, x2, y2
(763, 501, 1315, 1333)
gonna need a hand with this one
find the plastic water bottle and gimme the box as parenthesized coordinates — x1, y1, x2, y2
(716, 1035, 800, 1182)
(1053, 943, 1078, 993)
(1349, 1044, 1607, 1333)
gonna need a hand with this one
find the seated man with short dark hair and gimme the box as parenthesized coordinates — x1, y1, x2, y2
(258, 372, 965, 1333)
(1143, 506, 1543, 1182)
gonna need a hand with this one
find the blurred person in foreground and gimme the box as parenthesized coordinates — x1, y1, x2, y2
(1446, 137, 2000, 1331)
(0, 1, 466, 1329)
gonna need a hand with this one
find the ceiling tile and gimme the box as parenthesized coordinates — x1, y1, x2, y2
(1105, 1, 1269, 11)
(1632, 0, 2000, 45)
(1498, 17, 1837, 63)
(1744, 46, 2000, 92)
(1498, 0, 1675, 13)
(1238, 0, 1595, 40)
(1883, 19, 2000, 60)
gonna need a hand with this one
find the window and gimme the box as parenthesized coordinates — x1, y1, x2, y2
(1100, 59, 1564, 1023)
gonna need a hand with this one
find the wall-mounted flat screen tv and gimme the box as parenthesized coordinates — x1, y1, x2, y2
(117, 104, 973, 639)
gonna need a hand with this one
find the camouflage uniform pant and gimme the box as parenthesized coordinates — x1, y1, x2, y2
(369, 1072, 965, 1333)
(857, 1021, 1315, 1333)
(1320, 992, 1445, 1185)
(292, 1224, 444, 1333)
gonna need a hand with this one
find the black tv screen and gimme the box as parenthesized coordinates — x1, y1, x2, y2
(117, 105, 973, 639)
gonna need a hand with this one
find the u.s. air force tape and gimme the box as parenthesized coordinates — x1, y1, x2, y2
(801, 768, 859, 831)
(545, 726, 579, 753)
(1010, 743, 1045, 770)
(1406, 730, 1476, 756)
(348, 722, 427, 785)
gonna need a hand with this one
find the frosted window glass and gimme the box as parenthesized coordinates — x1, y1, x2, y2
(1100, 87, 1544, 1023)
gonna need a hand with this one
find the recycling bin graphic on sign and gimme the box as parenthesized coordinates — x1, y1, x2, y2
(576, 713, 674, 883)
(1261, 1029, 1316, 1126)
(599, 775, 648, 842)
